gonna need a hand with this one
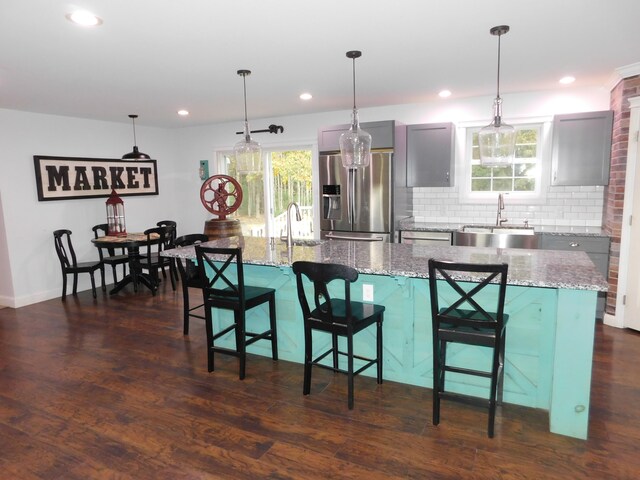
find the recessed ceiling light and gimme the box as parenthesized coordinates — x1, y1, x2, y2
(438, 90, 452, 98)
(177, 109, 189, 116)
(66, 10, 103, 27)
(299, 93, 313, 101)
(559, 76, 576, 85)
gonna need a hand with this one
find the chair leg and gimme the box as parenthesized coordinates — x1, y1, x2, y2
(205, 306, 215, 373)
(61, 273, 68, 300)
(488, 331, 506, 438)
(237, 311, 246, 380)
(432, 334, 441, 426)
(111, 264, 119, 284)
(303, 327, 312, 395)
(347, 334, 354, 409)
(169, 264, 176, 291)
(90, 272, 97, 298)
(269, 294, 278, 361)
(376, 315, 383, 384)
(497, 329, 507, 405)
(182, 285, 190, 335)
(100, 265, 106, 291)
(332, 333, 339, 369)
(72, 273, 79, 295)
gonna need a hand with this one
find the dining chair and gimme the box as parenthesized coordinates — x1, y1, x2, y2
(291, 261, 385, 409)
(156, 220, 178, 283)
(428, 258, 509, 438)
(92, 223, 128, 288)
(138, 226, 176, 294)
(53, 229, 102, 299)
(174, 233, 209, 334)
(195, 245, 278, 380)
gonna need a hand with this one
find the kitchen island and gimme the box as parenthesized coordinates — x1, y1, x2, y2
(164, 236, 607, 439)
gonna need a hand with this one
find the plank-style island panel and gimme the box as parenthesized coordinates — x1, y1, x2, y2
(164, 236, 608, 439)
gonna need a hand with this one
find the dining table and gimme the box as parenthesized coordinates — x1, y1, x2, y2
(92, 232, 160, 295)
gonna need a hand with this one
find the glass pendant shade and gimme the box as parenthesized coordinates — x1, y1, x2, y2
(234, 121, 262, 174)
(340, 109, 372, 169)
(479, 25, 515, 166)
(479, 98, 516, 166)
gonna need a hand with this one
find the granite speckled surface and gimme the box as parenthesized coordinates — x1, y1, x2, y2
(163, 236, 608, 292)
(399, 219, 608, 237)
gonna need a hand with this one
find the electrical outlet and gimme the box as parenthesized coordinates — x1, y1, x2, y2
(362, 283, 374, 302)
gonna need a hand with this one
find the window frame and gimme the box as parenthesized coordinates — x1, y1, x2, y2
(458, 118, 552, 205)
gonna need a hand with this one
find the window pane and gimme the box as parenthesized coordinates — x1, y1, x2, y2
(472, 165, 492, 177)
(492, 165, 513, 177)
(514, 178, 536, 191)
(493, 178, 513, 191)
(514, 162, 536, 176)
(472, 178, 491, 191)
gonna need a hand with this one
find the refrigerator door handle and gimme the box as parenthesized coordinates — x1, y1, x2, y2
(325, 233, 385, 242)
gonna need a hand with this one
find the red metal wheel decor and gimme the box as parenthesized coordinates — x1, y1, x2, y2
(199, 175, 243, 220)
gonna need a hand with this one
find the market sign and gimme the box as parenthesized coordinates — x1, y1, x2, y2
(33, 155, 159, 201)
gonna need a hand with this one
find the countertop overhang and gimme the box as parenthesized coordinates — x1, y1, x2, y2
(163, 236, 608, 292)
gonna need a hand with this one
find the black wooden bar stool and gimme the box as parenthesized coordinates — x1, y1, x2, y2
(428, 258, 509, 438)
(195, 245, 278, 380)
(292, 261, 385, 409)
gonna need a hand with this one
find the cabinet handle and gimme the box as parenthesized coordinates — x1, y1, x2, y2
(445, 171, 449, 182)
(569, 242, 580, 247)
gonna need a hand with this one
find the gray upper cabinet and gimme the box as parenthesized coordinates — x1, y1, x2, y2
(406, 123, 455, 187)
(551, 110, 613, 186)
(318, 120, 396, 153)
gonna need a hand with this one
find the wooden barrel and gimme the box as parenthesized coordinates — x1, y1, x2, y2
(204, 219, 242, 240)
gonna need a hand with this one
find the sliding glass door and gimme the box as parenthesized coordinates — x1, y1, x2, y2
(217, 148, 313, 239)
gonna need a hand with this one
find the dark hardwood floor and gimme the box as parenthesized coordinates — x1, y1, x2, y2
(1, 281, 640, 479)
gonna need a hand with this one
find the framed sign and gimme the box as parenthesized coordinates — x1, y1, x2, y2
(33, 155, 159, 201)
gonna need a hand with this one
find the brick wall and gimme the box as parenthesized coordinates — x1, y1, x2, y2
(604, 75, 640, 314)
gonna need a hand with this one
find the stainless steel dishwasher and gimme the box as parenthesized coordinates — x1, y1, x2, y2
(399, 230, 452, 245)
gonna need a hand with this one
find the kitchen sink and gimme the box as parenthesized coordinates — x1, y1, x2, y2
(455, 225, 538, 249)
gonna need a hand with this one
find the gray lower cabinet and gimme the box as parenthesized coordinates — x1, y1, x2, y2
(406, 123, 455, 187)
(551, 110, 613, 186)
(539, 233, 610, 319)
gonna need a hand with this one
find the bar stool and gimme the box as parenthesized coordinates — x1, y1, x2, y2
(195, 245, 278, 380)
(174, 233, 209, 334)
(292, 261, 385, 409)
(428, 259, 509, 438)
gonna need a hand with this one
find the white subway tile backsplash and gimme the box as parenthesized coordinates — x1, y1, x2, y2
(411, 185, 604, 226)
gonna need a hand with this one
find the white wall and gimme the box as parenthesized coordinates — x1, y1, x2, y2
(0, 109, 179, 307)
(0, 85, 611, 307)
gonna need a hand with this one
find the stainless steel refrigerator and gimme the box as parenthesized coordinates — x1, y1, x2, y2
(319, 151, 392, 241)
(318, 121, 411, 243)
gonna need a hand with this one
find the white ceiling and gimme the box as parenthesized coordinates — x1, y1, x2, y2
(1, 0, 639, 128)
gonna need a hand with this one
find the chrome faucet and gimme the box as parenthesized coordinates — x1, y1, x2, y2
(285, 201, 302, 249)
(496, 193, 508, 226)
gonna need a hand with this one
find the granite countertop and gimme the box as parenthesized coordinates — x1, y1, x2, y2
(399, 220, 608, 237)
(163, 236, 608, 292)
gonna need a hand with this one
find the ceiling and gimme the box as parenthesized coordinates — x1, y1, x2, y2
(1, 0, 639, 128)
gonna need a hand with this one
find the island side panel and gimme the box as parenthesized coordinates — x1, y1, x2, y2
(549, 288, 598, 439)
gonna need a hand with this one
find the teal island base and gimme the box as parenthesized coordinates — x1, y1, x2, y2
(205, 263, 597, 440)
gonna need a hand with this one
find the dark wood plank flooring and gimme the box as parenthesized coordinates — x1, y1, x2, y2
(1, 281, 640, 479)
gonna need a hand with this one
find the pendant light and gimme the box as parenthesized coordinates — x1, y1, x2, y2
(122, 114, 151, 160)
(478, 25, 516, 166)
(234, 69, 262, 174)
(339, 50, 371, 169)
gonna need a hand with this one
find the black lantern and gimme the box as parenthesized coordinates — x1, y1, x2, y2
(106, 189, 127, 237)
